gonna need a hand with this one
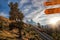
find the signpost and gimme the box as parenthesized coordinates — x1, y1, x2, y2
(44, 0, 60, 14)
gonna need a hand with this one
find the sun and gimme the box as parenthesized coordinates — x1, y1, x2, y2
(48, 17, 60, 25)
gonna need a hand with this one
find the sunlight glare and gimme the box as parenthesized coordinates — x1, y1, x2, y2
(48, 17, 60, 25)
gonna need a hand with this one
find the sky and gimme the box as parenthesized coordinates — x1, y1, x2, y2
(0, 0, 60, 25)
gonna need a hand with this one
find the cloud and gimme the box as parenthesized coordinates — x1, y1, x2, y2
(23, 0, 60, 25)
(7, 0, 60, 25)
(19, 0, 31, 8)
(21, 5, 32, 15)
(0, 12, 9, 17)
(24, 0, 46, 18)
(19, 0, 46, 25)
(20, 0, 28, 4)
(32, 0, 44, 7)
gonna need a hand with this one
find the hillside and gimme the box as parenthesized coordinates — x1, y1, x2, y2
(0, 16, 43, 40)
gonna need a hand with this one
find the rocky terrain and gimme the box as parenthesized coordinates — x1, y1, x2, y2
(0, 16, 43, 40)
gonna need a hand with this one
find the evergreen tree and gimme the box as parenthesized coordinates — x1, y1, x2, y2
(9, 2, 24, 21)
(9, 2, 24, 40)
(37, 23, 41, 28)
